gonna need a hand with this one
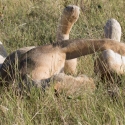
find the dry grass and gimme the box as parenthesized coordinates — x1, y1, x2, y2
(1, 0, 125, 124)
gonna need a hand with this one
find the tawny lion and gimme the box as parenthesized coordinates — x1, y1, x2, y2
(54, 5, 95, 94)
(1, 38, 125, 87)
(0, 5, 79, 78)
(56, 5, 80, 74)
(1, 5, 95, 94)
(94, 19, 124, 80)
(54, 73, 95, 96)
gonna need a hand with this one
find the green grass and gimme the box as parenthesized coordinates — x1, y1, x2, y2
(1, 0, 125, 124)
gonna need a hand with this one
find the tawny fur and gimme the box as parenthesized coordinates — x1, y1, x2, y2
(0, 46, 35, 85)
(56, 5, 80, 74)
(56, 5, 80, 41)
(55, 5, 95, 94)
(1, 5, 92, 93)
(95, 49, 125, 81)
(0, 5, 79, 79)
(1, 38, 125, 86)
(54, 73, 95, 96)
(94, 19, 123, 79)
(100, 49, 125, 74)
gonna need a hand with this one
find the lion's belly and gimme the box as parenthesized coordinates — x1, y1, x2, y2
(31, 52, 66, 81)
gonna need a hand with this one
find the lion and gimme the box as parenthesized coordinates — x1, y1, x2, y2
(0, 5, 95, 94)
(0, 5, 80, 83)
(54, 73, 95, 96)
(1, 38, 125, 87)
(56, 5, 80, 74)
(94, 19, 123, 81)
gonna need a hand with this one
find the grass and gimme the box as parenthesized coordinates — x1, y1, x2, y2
(1, 0, 125, 124)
